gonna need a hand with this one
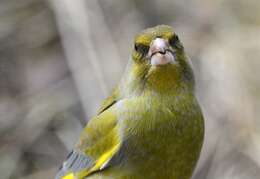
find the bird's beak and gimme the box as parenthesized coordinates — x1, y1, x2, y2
(148, 38, 175, 66)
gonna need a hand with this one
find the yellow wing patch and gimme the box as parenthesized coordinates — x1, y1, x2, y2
(62, 173, 75, 179)
(64, 143, 120, 179)
(91, 143, 120, 171)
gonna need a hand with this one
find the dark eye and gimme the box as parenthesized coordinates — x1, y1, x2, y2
(134, 43, 149, 55)
(169, 35, 181, 48)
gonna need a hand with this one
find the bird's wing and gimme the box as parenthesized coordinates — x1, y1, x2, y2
(55, 102, 122, 179)
(97, 87, 120, 114)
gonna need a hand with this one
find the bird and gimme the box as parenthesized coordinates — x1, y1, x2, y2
(55, 25, 204, 179)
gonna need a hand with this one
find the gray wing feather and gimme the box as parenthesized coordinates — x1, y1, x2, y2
(55, 150, 93, 179)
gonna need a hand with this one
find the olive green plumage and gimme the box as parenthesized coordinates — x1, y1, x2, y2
(56, 25, 204, 179)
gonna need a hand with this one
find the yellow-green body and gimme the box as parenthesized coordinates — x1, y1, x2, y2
(89, 92, 203, 179)
(56, 25, 204, 179)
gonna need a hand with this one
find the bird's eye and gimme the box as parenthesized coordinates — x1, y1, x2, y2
(134, 43, 149, 55)
(169, 35, 181, 49)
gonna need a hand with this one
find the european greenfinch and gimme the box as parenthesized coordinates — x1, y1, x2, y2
(56, 25, 204, 179)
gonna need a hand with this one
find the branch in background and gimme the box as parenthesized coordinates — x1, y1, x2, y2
(50, 0, 110, 117)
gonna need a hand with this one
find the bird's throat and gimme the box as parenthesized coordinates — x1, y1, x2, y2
(121, 66, 187, 99)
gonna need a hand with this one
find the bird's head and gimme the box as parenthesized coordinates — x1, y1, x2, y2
(122, 25, 195, 96)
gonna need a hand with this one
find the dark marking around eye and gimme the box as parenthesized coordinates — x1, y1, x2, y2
(169, 35, 181, 49)
(134, 43, 149, 55)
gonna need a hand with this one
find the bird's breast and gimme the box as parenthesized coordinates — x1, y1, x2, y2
(113, 95, 204, 179)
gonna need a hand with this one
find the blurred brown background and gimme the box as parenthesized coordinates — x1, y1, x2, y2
(0, 0, 260, 178)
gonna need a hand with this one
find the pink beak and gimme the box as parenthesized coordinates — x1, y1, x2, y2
(148, 38, 175, 66)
